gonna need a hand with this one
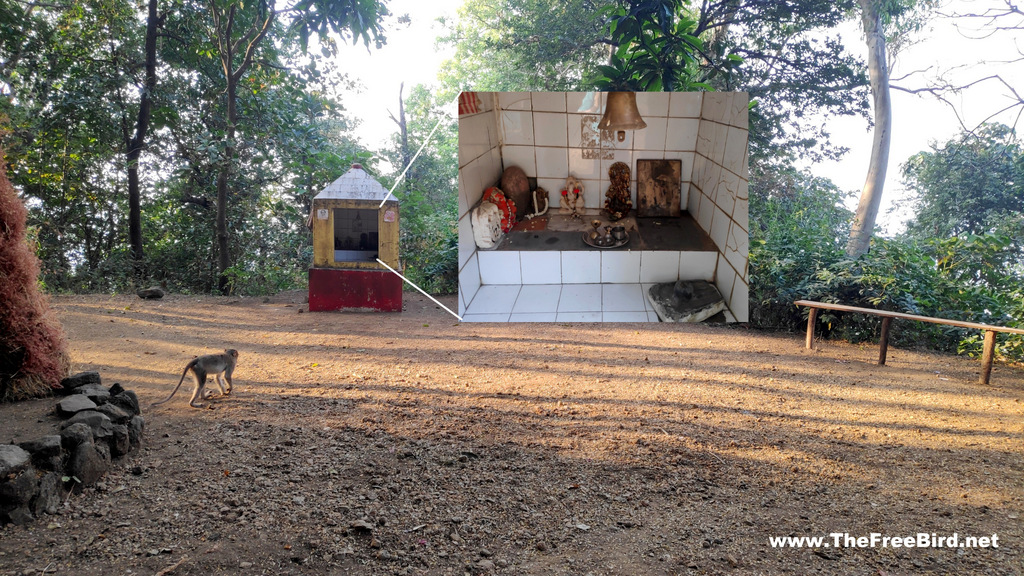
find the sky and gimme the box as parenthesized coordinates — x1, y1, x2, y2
(332, 0, 1023, 235)
(330, 0, 462, 154)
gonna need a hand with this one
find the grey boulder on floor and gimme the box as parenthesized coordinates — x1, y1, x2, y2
(647, 280, 724, 322)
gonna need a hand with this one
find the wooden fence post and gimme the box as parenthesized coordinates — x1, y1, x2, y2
(805, 308, 818, 349)
(980, 330, 996, 385)
(878, 317, 893, 365)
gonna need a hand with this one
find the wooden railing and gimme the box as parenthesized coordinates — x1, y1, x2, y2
(794, 300, 1024, 385)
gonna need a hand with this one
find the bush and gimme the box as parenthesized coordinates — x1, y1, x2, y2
(0, 152, 70, 400)
(749, 165, 1023, 363)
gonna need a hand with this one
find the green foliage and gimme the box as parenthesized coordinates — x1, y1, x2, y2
(379, 84, 458, 295)
(289, 0, 390, 52)
(0, 0, 384, 296)
(797, 235, 1021, 358)
(749, 165, 853, 329)
(592, 0, 704, 91)
(902, 123, 1024, 239)
(440, 0, 870, 163)
(705, 0, 868, 165)
(399, 202, 458, 295)
(438, 0, 610, 92)
(750, 139, 1023, 363)
(220, 197, 313, 296)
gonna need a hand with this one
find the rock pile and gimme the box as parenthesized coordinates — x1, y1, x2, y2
(0, 372, 144, 525)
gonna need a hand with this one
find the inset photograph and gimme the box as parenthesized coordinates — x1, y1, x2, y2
(457, 91, 749, 323)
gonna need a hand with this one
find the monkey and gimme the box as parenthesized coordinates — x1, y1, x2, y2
(152, 349, 238, 408)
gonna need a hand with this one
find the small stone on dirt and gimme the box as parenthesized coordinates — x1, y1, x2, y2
(57, 395, 97, 417)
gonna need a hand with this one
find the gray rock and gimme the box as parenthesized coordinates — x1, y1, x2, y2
(0, 465, 39, 505)
(0, 445, 31, 477)
(95, 402, 131, 424)
(60, 423, 94, 451)
(647, 280, 726, 323)
(5, 506, 34, 525)
(61, 371, 102, 392)
(110, 425, 131, 458)
(472, 559, 495, 572)
(32, 473, 62, 516)
(137, 286, 165, 299)
(109, 390, 140, 416)
(57, 394, 98, 416)
(18, 435, 62, 459)
(128, 415, 145, 449)
(108, 382, 125, 396)
(61, 411, 113, 441)
(73, 384, 110, 405)
(68, 443, 108, 486)
(18, 436, 63, 470)
(94, 442, 111, 463)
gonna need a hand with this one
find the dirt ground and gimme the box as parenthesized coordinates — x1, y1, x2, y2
(1, 291, 1022, 576)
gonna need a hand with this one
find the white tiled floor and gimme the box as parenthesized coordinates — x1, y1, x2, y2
(462, 283, 661, 322)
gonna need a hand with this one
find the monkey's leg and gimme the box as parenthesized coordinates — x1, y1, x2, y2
(214, 373, 228, 395)
(188, 372, 208, 407)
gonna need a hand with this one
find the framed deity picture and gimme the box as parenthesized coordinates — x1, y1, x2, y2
(636, 159, 682, 217)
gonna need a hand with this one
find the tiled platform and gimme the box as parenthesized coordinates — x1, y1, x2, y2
(461, 283, 663, 322)
(475, 249, 718, 285)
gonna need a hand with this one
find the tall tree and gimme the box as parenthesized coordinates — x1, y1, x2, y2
(388, 81, 412, 184)
(701, 0, 867, 165)
(208, 0, 274, 293)
(2, 0, 139, 288)
(124, 0, 160, 278)
(846, 0, 936, 257)
(846, 0, 892, 257)
(201, 0, 389, 293)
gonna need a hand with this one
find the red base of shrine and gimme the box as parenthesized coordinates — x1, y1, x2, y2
(308, 268, 402, 312)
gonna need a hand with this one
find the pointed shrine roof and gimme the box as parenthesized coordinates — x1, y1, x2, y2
(313, 164, 395, 203)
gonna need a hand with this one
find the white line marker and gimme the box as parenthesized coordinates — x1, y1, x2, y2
(376, 259, 463, 321)
(379, 96, 458, 208)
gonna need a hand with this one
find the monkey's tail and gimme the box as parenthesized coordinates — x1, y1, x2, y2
(151, 366, 191, 406)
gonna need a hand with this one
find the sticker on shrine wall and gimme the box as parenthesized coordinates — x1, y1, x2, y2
(383, 209, 397, 223)
(316, 209, 328, 220)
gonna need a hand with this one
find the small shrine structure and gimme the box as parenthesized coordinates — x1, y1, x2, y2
(308, 164, 401, 311)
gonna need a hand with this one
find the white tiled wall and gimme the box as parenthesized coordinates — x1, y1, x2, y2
(457, 94, 503, 315)
(495, 92, 701, 212)
(458, 91, 750, 322)
(688, 92, 749, 322)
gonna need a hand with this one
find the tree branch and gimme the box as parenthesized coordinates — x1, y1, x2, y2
(232, 1, 275, 82)
(181, 194, 212, 209)
(892, 74, 1024, 135)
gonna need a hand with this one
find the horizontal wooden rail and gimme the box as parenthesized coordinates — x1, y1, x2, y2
(794, 300, 1022, 385)
(794, 300, 1024, 334)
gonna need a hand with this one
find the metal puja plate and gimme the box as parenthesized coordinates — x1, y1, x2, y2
(582, 231, 629, 249)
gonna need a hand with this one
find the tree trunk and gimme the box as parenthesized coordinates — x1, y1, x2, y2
(214, 70, 235, 295)
(389, 82, 412, 185)
(211, 1, 274, 294)
(215, 79, 236, 294)
(126, 0, 160, 281)
(400, 86, 410, 178)
(847, 0, 892, 257)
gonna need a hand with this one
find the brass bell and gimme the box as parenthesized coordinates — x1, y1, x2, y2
(598, 92, 647, 142)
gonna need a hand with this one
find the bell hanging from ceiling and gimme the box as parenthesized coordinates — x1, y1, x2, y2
(598, 92, 647, 142)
